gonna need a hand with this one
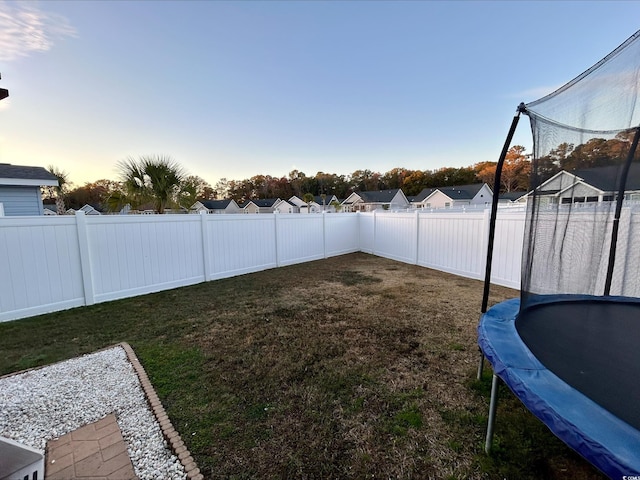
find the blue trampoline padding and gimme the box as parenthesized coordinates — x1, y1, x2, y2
(478, 298, 640, 479)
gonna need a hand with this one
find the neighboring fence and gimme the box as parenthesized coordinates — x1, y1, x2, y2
(0, 210, 523, 323)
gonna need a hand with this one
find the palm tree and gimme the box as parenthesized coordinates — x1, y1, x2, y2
(117, 155, 186, 213)
(302, 192, 315, 213)
(46, 165, 69, 215)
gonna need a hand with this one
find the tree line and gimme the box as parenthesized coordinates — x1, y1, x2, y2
(45, 147, 531, 214)
(48, 132, 640, 214)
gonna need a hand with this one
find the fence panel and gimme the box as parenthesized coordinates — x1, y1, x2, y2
(86, 215, 206, 303)
(417, 211, 488, 280)
(358, 213, 375, 254)
(370, 212, 418, 264)
(276, 215, 326, 266)
(0, 217, 85, 321)
(206, 214, 278, 280)
(491, 212, 525, 289)
(325, 213, 360, 257)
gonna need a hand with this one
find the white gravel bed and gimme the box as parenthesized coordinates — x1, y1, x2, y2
(0, 346, 186, 480)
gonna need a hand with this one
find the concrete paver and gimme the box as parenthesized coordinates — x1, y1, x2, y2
(45, 414, 137, 480)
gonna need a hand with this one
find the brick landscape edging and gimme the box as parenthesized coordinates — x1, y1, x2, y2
(119, 342, 204, 480)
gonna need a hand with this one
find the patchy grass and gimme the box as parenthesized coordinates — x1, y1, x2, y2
(0, 253, 605, 479)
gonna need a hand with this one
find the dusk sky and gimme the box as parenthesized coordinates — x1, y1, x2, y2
(1, 1, 639, 187)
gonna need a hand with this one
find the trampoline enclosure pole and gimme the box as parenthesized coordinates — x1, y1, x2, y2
(478, 103, 525, 380)
(481, 103, 525, 314)
(604, 126, 640, 295)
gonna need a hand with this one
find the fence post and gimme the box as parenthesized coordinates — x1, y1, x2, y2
(274, 213, 280, 267)
(200, 211, 212, 281)
(414, 209, 420, 265)
(323, 211, 328, 259)
(356, 211, 361, 252)
(75, 211, 95, 306)
(372, 210, 377, 256)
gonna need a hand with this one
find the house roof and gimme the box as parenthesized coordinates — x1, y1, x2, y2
(412, 188, 437, 202)
(430, 184, 487, 201)
(412, 184, 489, 202)
(79, 204, 103, 214)
(200, 199, 234, 210)
(572, 164, 640, 191)
(314, 194, 337, 205)
(0, 163, 59, 186)
(499, 191, 527, 201)
(356, 189, 403, 203)
(275, 199, 296, 208)
(532, 164, 640, 198)
(251, 198, 281, 208)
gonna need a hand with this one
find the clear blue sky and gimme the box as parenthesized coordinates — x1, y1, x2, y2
(1, 0, 639, 187)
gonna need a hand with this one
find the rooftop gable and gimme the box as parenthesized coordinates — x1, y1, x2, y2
(0, 163, 59, 187)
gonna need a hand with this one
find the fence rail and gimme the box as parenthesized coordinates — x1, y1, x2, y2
(0, 210, 524, 322)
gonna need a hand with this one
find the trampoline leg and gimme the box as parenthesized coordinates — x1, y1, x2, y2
(477, 350, 484, 380)
(484, 374, 500, 454)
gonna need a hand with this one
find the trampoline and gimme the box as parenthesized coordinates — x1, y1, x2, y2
(478, 30, 640, 479)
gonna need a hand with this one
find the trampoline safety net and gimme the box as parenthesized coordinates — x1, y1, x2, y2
(521, 29, 640, 307)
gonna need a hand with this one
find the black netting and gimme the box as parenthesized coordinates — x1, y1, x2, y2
(521, 30, 640, 310)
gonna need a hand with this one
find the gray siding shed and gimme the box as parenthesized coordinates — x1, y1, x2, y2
(0, 185, 45, 216)
(0, 164, 58, 216)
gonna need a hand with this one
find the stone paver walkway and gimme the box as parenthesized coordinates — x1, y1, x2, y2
(45, 414, 137, 479)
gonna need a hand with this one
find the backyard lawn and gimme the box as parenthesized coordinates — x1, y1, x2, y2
(0, 253, 605, 479)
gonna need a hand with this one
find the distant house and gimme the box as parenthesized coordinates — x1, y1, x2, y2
(528, 164, 640, 206)
(341, 189, 409, 212)
(411, 183, 493, 209)
(242, 198, 281, 214)
(288, 194, 339, 213)
(314, 194, 339, 212)
(273, 199, 298, 214)
(0, 163, 58, 216)
(67, 204, 103, 215)
(288, 196, 308, 211)
(43, 204, 58, 215)
(498, 191, 528, 205)
(190, 199, 241, 214)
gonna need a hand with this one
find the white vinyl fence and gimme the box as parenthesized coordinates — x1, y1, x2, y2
(0, 210, 524, 323)
(359, 210, 524, 287)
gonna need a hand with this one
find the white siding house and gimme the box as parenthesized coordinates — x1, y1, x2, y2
(273, 199, 298, 214)
(289, 195, 340, 213)
(242, 198, 281, 214)
(190, 199, 242, 214)
(341, 189, 409, 212)
(412, 184, 493, 209)
(527, 164, 640, 206)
